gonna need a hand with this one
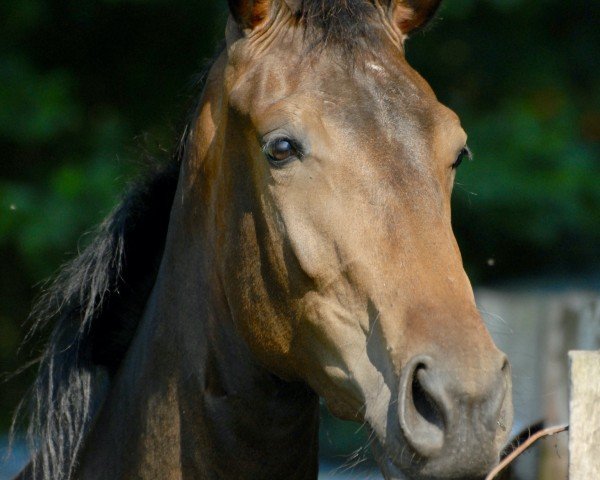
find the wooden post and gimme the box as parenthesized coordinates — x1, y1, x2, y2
(569, 350, 600, 479)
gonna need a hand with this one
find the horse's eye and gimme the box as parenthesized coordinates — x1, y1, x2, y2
(453, 146, 472, 169)
(264, 138, 299, 165)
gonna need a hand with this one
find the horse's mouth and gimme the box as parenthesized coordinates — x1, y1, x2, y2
(370, 435, 414, 480)
(369, 429, 497, 480)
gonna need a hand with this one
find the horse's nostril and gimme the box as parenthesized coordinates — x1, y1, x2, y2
(395, 353, 513, 477)
(412, 366, 444, 433)
(398, 357, 445, 459)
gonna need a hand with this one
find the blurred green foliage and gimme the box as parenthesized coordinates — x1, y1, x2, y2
(410, 0, 600, 281)
(0, 0, 598, 437)
(0, 0, 226, 431)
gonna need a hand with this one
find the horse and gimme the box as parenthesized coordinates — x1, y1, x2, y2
(15, 1, 513, 479)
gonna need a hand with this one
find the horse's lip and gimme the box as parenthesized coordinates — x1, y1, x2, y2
(369, 432, 412, 480)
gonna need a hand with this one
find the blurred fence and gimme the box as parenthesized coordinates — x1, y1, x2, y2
(568, 350, 600, 479)
(479, 288, 600, 479)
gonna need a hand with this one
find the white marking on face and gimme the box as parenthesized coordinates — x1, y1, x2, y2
(366, 62, 385, 74)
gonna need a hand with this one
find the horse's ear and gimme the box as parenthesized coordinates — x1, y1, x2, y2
(227, 0, 300, 30)
(227, 0, 272, 29)
(391, 0, 443, 36)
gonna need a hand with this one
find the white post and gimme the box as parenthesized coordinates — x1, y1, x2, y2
(569, 350, 600, 479)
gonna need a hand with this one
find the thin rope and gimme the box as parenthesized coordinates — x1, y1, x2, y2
(485, 424, 569, 480)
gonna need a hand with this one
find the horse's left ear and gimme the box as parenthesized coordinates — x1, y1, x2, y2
(227, 0, 271, 29)
(227, 0, 300, 31)
(391, 0, 443, 36)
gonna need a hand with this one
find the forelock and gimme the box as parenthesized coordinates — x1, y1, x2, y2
(299, 0, 389, 56)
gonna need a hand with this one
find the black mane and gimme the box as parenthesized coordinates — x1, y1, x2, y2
(16, 157, 181, 479)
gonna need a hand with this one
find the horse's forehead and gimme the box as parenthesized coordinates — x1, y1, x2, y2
(236, 48, 439, 136)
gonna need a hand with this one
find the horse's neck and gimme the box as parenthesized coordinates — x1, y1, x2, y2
(74, 227, 319, 479)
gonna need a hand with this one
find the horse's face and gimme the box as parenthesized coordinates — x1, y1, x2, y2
(211, 1, 512, 477)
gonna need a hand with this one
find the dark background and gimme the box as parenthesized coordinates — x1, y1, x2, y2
(1, 0, 598, 448)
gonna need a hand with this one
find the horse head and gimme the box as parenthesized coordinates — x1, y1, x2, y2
(187, 1, 514, 478)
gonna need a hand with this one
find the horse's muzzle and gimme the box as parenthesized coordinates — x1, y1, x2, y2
(393, 352, 512, 478)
